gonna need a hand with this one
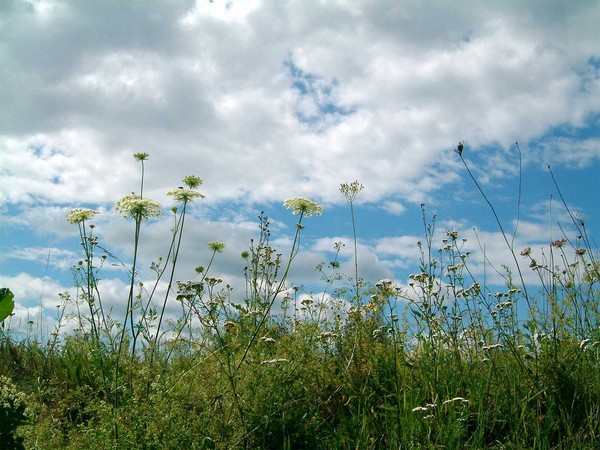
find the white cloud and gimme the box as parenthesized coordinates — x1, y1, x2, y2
(1, 0, 599, 339)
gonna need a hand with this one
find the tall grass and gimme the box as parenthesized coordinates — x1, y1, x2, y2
(1, 150, 599, 449)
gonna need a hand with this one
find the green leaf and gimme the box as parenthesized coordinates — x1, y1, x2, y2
(0, 288, 15, 322)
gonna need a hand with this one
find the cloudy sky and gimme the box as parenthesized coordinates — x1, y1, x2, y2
(1, 0, 599, 339)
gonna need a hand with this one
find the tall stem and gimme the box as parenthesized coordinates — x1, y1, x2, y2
(151, 200, 188, 359)
(460, 154, 531, 310)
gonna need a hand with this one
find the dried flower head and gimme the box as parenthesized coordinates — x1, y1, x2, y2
(115, 194, 161, 220)
(283, 197, 323, 217)
(66, 208, 99, 224)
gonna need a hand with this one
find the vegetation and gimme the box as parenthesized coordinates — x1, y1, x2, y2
(1, 149, 599, 449)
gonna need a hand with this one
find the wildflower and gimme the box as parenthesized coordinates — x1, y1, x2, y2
(446, 230, 459, 240)
(133, 152, 149, 161)
(580, 339, 591, 350)
(550, 238, 567, 248)
(340, 180, 364, 203)
(66, 208, 99, 224)
(300, 298, 314, 306)
(375, 278, 391, 287)
(260, 336, 276, 344)
(208, 241, 225, 252)
(283, 197, 323, 217)
(114, 193, 161, 220)
(166, 187, 205, 203)
(224, 320, 236, 332)
(182, 175, 202, 189)
(442, 397, 469, 406)
(412, 406, 429, 412)
(576, 248, 586, 256)
(520, 247, 532, 257)
(365, 301, 377, 312)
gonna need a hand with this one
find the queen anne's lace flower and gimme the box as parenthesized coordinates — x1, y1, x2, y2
(166, 187, 205, 203)
(182, 175, 202, 189)
(66, 208, 99, 224)
(283, 197, 323, 217)
(115, 194, 161, 220)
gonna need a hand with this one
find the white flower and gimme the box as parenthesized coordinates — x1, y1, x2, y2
(283, 197, 323, 217)
(442, 397, 470, 406)
(412, 406, 429, 412)
(66, 208, 99, 224)
(115, 194, 161, 220)
(166, 187, 205, 203)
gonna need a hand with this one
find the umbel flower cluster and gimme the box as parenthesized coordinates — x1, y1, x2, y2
(283, 197, 323, 217)
(66, 208, 99, 224)
(115, 193, 162, 221)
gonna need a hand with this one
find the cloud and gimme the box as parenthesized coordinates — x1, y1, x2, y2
(1, 1, 599, 338)
(2, 0, 599, 209)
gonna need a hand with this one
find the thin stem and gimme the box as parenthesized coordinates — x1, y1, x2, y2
(512, 142, 523, 248)
(152, 200, 188, 359)
(234, 212, 305, 372)
(349, 201, 360, 304)
(460, 154, 531, 310)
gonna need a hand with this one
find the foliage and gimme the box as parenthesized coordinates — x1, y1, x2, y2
(0, 288, 15, 323)
(2, 152, 599, 449)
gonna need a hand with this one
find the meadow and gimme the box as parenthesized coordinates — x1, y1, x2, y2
(1, 152, 599, 449)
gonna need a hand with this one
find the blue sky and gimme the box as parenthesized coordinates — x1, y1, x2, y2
(1, 0, 599, 338)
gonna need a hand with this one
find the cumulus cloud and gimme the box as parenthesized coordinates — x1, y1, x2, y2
(1, 0, 599, 337)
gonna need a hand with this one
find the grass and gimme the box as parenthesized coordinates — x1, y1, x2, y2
(1, 151, 599, 449)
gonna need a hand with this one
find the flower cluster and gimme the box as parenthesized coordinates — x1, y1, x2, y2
(166, 187, 205, 203)
(182, 175, 202, 189)
(340, 180, 364, 203)
(115, 194, 161, 221)
(208, 241, 225, 252)
(283, 197, 323, 217)
(66, 208, 99, 224)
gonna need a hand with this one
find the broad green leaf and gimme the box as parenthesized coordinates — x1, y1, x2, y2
(0, 288, 15, 322)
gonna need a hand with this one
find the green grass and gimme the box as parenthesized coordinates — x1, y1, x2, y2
(1, 154, 599, 449)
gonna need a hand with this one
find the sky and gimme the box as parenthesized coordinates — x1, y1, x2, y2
(1, 0, 599, 340)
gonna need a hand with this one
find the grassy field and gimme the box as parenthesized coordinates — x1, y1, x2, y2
(1, 154, 599, 449)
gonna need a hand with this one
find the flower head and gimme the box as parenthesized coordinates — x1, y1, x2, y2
(208, 241, 225, 252)
(340, 180, 364, 203)
(182, 175, 202, 189)
(115, 193, 161, 221)
(551, 238, 567, 248)
(283, 197, 323, 217)
(134, 152, 149, 161)
(67, 208, 99, 224)
(520, 247, 532, 257)
(166, 187, 205, 203)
